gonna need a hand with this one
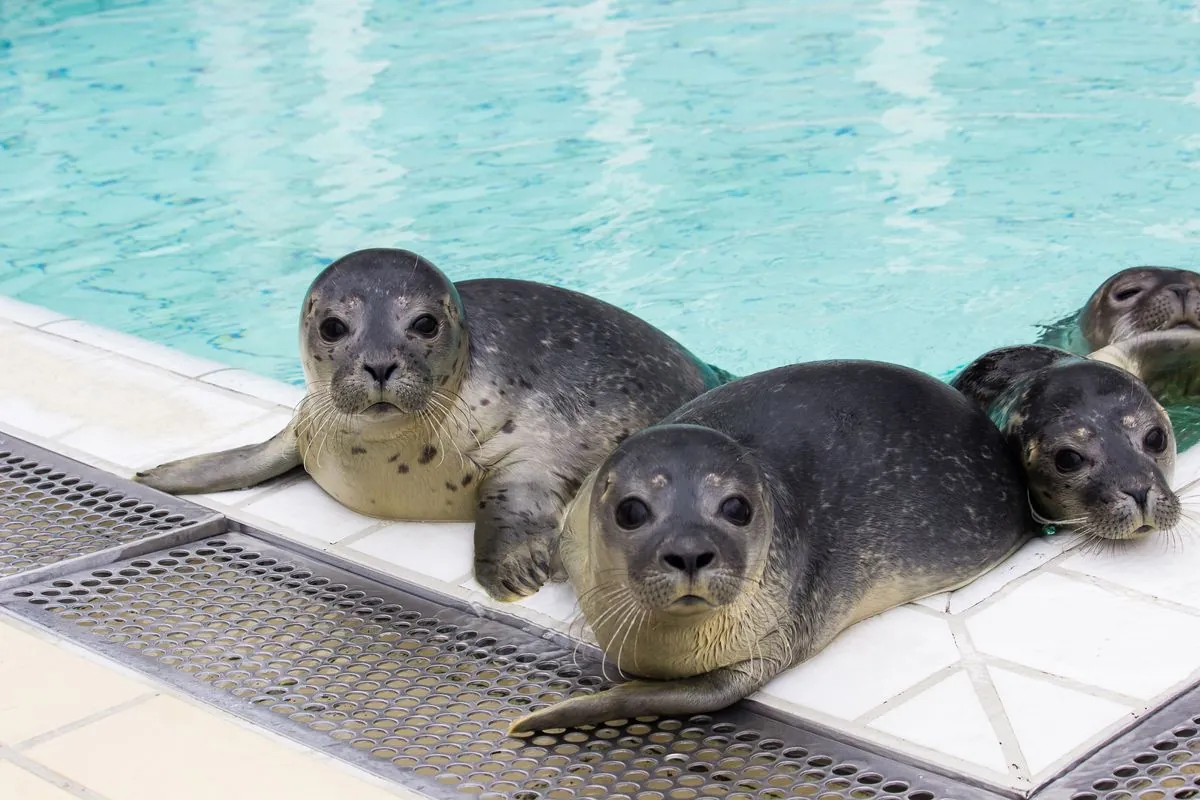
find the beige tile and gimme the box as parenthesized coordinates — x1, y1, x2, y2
(0, 622, 148, 744)
(0, 761, 79, 800)
(27, 695, 404, 800)
(0, 297, 68, 328)
(41, 319, 225, 378)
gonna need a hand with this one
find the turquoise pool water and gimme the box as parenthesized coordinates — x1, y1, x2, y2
(1, 0, 1199, 385)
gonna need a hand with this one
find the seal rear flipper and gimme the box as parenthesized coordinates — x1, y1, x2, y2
(507, 662, 769, 735)
(133, 425, 301, 495)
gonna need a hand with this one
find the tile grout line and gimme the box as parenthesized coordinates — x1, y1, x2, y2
(10, 693, 161, 753)
(949, 616, 1034, 789)
(951, 543, 1085, 620)
(976, 654, 1148, 709)
(853, 665, 960, 725)
(0, 744, 117, 800)
(1045, 564, 1200, 619)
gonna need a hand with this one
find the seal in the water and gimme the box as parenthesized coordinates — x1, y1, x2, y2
(135, 248, 732, 601)
(509, 360, 1032, 733)
(952, 344, 1180, 541)
(1080, 266, 1200, 350)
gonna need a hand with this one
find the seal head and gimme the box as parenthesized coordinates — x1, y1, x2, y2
(300, 249, 469, 424)
(955, 346, 1179, 541)
(584, 424, 773, 627)
(1081, 266, 1200, 350)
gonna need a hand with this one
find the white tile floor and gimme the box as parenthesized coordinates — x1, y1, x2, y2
(2, 295, 1199, 794)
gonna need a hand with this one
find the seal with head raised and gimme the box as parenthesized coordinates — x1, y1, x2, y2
(952, 344, 1180, 541)
(509, 360, 1032, 733)
(1037, 266, 1200, 448)
(135, 248, 732, 601)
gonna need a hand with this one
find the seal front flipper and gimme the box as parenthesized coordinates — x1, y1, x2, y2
(508, 660, 771, 734)
(134, 425, 301, 495)
(473, 472, 564, 602)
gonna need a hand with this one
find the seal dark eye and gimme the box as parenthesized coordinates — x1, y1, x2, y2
(719, 495, 752, 526)
(614, 497, 650, 530)
(411, 314, 439, 338)
(1054, 449, 1086, 473)
(1113, 286, 1143, 302)
(319, 317, 348, 342)
(1144, 426, 1168, 454)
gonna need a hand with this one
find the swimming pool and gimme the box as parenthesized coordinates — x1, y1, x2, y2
(1, 0, 1199, 385)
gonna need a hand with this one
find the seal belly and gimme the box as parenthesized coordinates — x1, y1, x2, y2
(305, 436, 481, 521)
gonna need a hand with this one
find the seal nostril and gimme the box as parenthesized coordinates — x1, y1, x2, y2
(663, 554, 686, 572)
(1125, 487, 1150, 510)
(363, 363, 399, 385)
(695, 552, 715, 569)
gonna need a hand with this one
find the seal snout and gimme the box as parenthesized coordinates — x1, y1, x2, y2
(362, 361, 399, 385)
(660, 539, 718, 579)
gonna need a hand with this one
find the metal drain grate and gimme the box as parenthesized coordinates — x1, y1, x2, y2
(0, 431, 222, 587)
(0, 532, 1001, 800)
(1037, 685, 1200, 800)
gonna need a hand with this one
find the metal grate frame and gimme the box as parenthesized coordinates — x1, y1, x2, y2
(0, 430, 224, 591)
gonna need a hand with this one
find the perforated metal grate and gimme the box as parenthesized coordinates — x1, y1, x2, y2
(0, 432, 220, 583)
(0, 532, 999, 800)
(1038, 686, 1200, 800)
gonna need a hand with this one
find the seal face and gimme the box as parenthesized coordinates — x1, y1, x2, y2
(512, 360, 1032, 733)
(136, 248, 731, 602)
(953, 345, 1180, 541)
(1080, 266, 1200, 350)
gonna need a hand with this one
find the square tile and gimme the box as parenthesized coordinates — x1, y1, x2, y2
(0, 328, 118, 434)
(0, 762, 79, 800)
(947, 536, 1077, 614)
(40, 319, 224, 378)
(989, 667, 1134, 775)
(201, 369, 306, 410)
(0, 395, 81, 439)
(0, 295, 68, 328)
(239, 479, 379, 544)
(1058, 535, 1200, 612)
(912, 592, 949, 612)
(759, 606, 960, 719)
(25, 695, 404, 800)
(345, 521, 475, 582)
(0, 621, 148, 744)
(870, 670, 1008, 775)
(966, 572, 1200, 699)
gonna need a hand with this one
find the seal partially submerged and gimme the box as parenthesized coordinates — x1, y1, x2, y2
(510, 360, 1032, 733)
(135, 248, 731, 601)
(952, 344, 1180, 541)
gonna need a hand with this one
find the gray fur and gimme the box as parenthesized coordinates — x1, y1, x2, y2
(952, 345, 1179, 541)
(136, 248, 729, 602)
(511, 360, 1032, 733)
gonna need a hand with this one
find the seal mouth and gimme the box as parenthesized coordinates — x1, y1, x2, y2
(363, 402, 401, 415)
(1133, 524, 1154, 536)
(666, 595, 715, 616)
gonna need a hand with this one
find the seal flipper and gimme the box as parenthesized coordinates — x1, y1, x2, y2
(508, 661, 767, 734)
(134, 424, 301, 495)
(473, 473, 565, 602)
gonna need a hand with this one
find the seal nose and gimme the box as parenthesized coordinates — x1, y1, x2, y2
(363, 362, 398, 385)
(662, 546, 717, 577)
(1124, 486, 1150, 511)
(1169, 285, 1192, 304)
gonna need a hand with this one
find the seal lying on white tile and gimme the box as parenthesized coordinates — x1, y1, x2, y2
(953, 344, 1180, 541)
(510, 360, 1031, 733)
(135, 248, 731, 601)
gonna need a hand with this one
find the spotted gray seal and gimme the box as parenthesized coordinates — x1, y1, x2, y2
(509, 360, 1032, 733)
(951, 344, 1180, 541)
(135, 248, 732, 601)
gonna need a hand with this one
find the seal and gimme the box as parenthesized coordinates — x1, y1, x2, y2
(135, 248, 731, 601)
(951, 344, 1180, 541)
(509, 360, 1032, 733)
(1036, 266, 1200, 449)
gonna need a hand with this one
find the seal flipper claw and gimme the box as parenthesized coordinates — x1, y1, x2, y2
(509, 665, 764, 735)
(134, 425, 301, 495)
(473, 474, 564, 602)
